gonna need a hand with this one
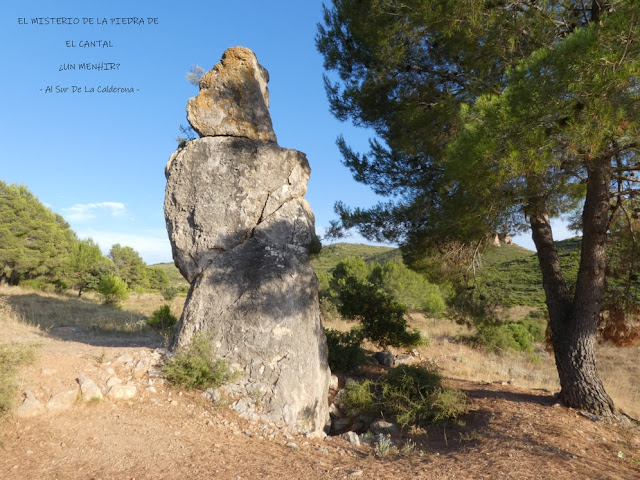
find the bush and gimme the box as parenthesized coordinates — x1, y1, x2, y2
(147, 305, 178, 330)
(521, 310, 547, 343)
(382, 364, 467, 426)
(371, 260, 446, 317)
(97, 274, 130, 306)
(342, 364, 468, 428)
(475, 322, 536, 353)
(325, 328, 366, 371)
(319, 296, 340, 322)
(339, 379, 377, 417)
(161, 286, 178, 301)
(163, 334, 238, 389)
(338, 277, 422, 349)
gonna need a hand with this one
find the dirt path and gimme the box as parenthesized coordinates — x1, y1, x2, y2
(1, 325, 639, 479)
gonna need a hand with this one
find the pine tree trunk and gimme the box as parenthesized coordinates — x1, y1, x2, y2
(529, 156, 615, 416)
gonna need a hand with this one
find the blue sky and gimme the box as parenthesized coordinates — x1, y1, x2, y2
(0, 1, 569, 264)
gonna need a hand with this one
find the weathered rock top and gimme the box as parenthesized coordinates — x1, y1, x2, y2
(186, 46, 276, 142)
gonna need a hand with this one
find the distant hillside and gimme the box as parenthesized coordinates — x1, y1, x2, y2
(152, 243, 401, 287)
(476, 238, 581, 309)
(151, 239, 582, 312)
(477, 242, 535, 267)
(149, 262, 189, 288)
(310, 242, 400, 275)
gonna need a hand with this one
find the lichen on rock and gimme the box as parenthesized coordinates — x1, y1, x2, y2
(164, 47, 330, 434)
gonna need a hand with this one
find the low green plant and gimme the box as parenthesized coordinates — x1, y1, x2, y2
(374, 434, 398, 457)
(341, 364, 468, 429)
(325, 328, 366, 372)
(459, 430, 482, 442)
(400, 439, 419, 455)
(147, 305, 178, 330)
(0, 343, 37, 418)
(474, 322, 536, 354)
(382, 364, 467, 426)
(161, 286, 178, 301)
(520, 310, 547, 343)
(340, 379, 377, 417)
(97, 274, 129, 307)
(163, 334, 239, 389)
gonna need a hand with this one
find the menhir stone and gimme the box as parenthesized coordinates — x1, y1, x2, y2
(164, 46, 330, 434)
(186, 46, 276, 142)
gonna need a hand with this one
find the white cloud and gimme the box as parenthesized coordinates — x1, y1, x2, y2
(77, 229, 173, 265)
(63, 202, 127, 222)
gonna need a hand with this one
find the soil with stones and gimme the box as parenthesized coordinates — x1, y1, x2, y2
(1, 325, 639, 480)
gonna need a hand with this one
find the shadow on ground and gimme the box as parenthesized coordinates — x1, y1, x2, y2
(2, 290, 163, 348)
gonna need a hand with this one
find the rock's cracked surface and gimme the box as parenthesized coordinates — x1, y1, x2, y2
(164, 47, 330, 434)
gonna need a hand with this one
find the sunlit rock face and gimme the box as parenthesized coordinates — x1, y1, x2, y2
(164, 47, 330, 434)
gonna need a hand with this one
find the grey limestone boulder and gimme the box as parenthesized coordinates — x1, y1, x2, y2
(164, 47, 330, 434)
(77, 375, 103, 402)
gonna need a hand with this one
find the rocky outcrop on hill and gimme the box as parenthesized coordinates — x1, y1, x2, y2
(164, 47, 330, 434)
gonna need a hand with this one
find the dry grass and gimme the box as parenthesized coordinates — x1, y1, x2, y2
(407, 313, 640, 419)
(598, 342, 640, 419)
(0, 296, 41, 419)
(0, 286, 183, 336)
(3, 285, 638, 419)
(323, 311, 640, 419)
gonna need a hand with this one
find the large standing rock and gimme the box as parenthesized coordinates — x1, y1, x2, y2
(164, 47, 330, 434)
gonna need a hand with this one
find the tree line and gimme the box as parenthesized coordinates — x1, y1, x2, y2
(0, 180, 171, 299)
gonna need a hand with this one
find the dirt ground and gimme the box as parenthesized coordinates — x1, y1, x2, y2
(1, 320, 640, 479)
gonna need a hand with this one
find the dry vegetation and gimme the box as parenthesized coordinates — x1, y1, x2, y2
(1, 285, 639, 479)
(324, 311, 640, 420)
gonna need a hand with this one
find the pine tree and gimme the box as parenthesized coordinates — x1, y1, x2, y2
(0, 181, 75, 285)
(318, 0, 640, 415)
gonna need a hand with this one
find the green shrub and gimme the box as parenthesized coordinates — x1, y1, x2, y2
(338, 277, 422, 349)
(325, 328, 366, 371)
(161, 286, 178, 301)
(422, 289, 446, 318)
(521, 310, 547, 343)
(319, 296, 340, 322)
(18, 279, 50, 292)
(371, 260, 446, 317)
(339, 379, 377, 417)
(344, 364, 468, 428)
(163, 334, 238, 389)
(53, 279, 69, 293)
(0, 343, 37, 418)
(147, 305, 178, 330)
(97, 274, 129, 306)
(429, 387, 469, 423)
(474, 322, 536, 353)
(382, 364, 467, 426)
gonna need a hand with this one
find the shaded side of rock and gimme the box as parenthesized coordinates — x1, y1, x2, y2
(373, 351, 395, 367)
(370, 420, 399, 434)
